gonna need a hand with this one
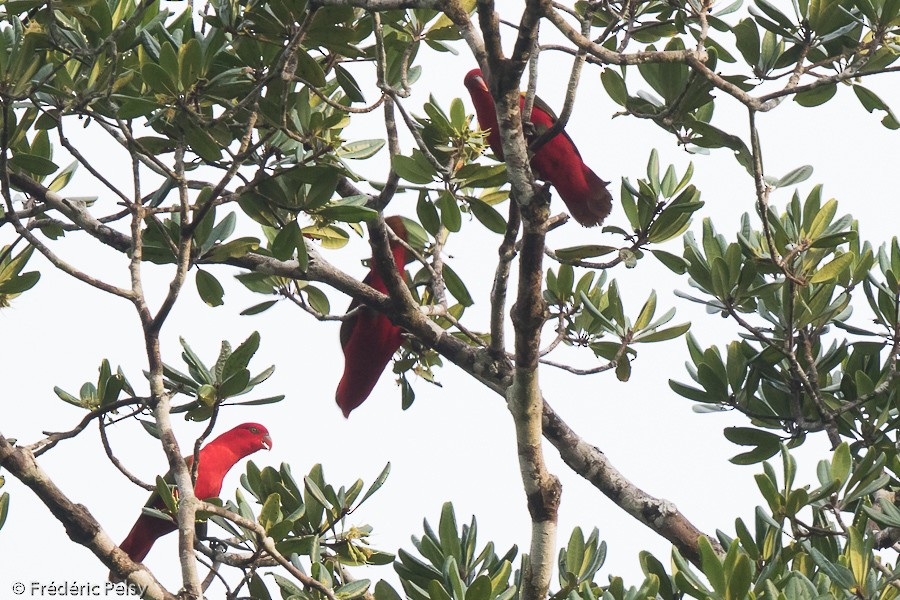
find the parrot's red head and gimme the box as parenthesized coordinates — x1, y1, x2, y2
(464, 68, 490, 95)
(215, 422, 272, 455)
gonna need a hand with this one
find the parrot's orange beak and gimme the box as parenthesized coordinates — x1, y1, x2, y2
(474, 75, 489, 94)
(261, 434, 273, 451)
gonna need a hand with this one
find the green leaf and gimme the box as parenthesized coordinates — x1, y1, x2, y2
(155, 475, 178, 514)
(196, 269, 224, 307)
(465, 577, 492, 600)
(0, 271, 40, 294)
(248, 574, 273, 600)
(438, 192, 462, 232)
(340, 139, 385, 160)
(698, 536, 725, 594)
(184, 123, 222, 162)
(335, 64, 365, 103)
(830, 442, 851, 485)
(650, 249, 689, 274)
(725, 553, 752, 600)
(303, 476, 331, 510)
(10, 153, 59, 176)
(443, 263, 473, 307)
(634, 290, 657, 330)
(467, 198, 506, 233)
(54, 386, 84, 407)
(439, 502, 462, 562)
(794, 84, 837, 107)
(203, 237, 260, 262)
(615, 357, 631, 382)
(0, 491, 8, 531)
(809, 252, 852, 284)
(556, 245, 617, 261)
(633, 322, 691, 343)
(296, 50, 326, 87)
(725, 427, 781, 465)
(223, 331, 261, 383)
(733, 18, 761, 66)
(141, 62, 178, 95)
(358, 462, 390, 505)
(47, 161, 78, 192)
(773, 165, 813, 188)
(601, 69, 628, 106)
(854, 85, 900, 129)
(259, 492, 282, 531)
(393, 155, 434, 184)
(374, 581, 404, 600)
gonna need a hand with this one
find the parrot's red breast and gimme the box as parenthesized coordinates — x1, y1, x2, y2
(113, 423, 271, 572)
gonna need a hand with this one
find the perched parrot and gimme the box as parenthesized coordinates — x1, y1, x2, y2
(335, 216, 408, 418)
(113, 423, 272, 572)
(463, 68, 613, 227)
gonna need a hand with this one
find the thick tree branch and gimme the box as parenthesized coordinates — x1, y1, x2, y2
(0, 434, 176, 599)
(543, 3, 706, 65)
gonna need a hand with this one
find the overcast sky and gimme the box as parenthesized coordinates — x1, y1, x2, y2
(2, 1, 899, 595)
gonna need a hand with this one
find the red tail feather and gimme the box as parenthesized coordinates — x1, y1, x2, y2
(336, 217, 408, 417)
(118, 513, 176, 565)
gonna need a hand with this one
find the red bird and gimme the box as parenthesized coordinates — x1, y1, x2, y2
(463, 68, 613, 227)
(115, 423, 272, 569)
(336, 216, 408, 418)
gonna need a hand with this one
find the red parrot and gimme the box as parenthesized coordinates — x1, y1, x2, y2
(336, 216, 408, 418)
(114, 423, 272, 569)
(463, 68, 613, 227)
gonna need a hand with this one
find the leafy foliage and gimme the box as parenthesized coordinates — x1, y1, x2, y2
(2, 0, 900, 597)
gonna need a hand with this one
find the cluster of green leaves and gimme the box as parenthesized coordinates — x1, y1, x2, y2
(385, 505, 667, 600)
(736, 0, 900, 122)
(234, 461, 393, 600)
(669, 184, 898, 461)
(534, 151, 702, 380)
(53, 358, 135, 411)
(1, 0, 400, 261)
(552, 151, 703, 272)
(385, 502, 518, 600)
(543, 265, 690, 381)
(674, 444, 900, 600)
(51, 333, 283, 420)
(368, 456, 900, 600)
(596, 444, 900, 600)
(591, 0, 900, 173)
(393, 95, 510, 237)
(593, 0, 758, 170)
(0, 244, 40, 308)
(144, 460, 392, 600)
(393, 341, 445, 411)
(154, 332, 284, 422)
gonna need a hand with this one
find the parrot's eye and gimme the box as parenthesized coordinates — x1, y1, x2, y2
(249, 426, 259, 434)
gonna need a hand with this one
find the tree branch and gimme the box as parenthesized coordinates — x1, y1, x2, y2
(0, 434, 176, 598)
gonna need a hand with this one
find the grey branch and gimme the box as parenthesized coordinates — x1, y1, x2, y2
(0, 434, 176, 598)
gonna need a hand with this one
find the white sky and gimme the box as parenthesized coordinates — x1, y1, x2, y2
(2, 1, 899, 596)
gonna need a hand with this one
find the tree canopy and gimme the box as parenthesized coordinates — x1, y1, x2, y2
(2, 0, 900, 598)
